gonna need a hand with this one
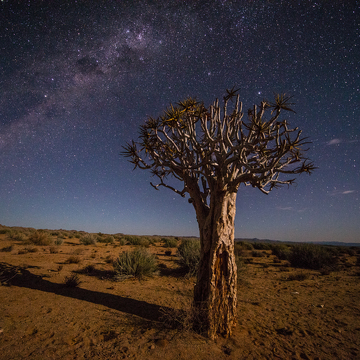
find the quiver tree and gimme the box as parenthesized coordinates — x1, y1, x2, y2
(122, 88, 315, 339)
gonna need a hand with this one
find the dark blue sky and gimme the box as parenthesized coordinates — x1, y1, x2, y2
(0, 0, 359, 243)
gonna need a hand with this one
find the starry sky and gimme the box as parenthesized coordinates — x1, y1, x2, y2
(0, 0, 359, 243)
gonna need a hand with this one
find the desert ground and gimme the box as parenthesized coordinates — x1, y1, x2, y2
(1, 226, 360, 360)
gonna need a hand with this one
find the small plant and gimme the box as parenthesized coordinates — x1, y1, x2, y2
(82, 264, 96, 273)
(49, 246, 58, 254)
(160, 298, 208, 334)
(118, 238, 126, 246)
(25, 247, 38, 253)
(54, 237, 64, 246)
(28, 231, 52, 245)
(113, 248, 157, 279)
(65, 256, 81, 264)
(177, 238, 200, 276)
(79, 234, 96, 245)
(64, 274, 81, 287)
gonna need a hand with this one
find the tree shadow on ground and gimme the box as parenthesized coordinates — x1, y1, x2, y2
(0, 262, 169, 323)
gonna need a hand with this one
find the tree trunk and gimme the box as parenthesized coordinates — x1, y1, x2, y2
(193, 190, 237, 339)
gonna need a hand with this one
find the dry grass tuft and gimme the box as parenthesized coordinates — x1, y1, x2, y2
(64, 274, 81, 287)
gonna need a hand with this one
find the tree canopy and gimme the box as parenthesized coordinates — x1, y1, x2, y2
(122, 89, 316, 203)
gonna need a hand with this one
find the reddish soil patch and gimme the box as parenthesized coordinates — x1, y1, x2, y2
(1, 230, 360, 359)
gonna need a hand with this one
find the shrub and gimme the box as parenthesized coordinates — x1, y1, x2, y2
(252, 242, 272, 250)
(18, 247, 38, 254)
(7, 230, 26, 242)
(272, 244, 291, 260)
(118, 238, 126, 246)
(64, 274, 81, 287)
(65, 256, 81, 264)
(97, 235, 114, 244)
(177, 238, 200, 276)
(49, 246, 58, 254)
(54, 237, 63, 246)
(235, 241, 254, 250)
(288, 244, 335, 270)
(28, 231, 52, 245)
(123, 235, 150, 247)
(162, 238, 178, 248)
(1, 245, 13, 252)
(79, 234, 96, 245)
(251, 250, 265, 258)
(113, 248, 157, 279)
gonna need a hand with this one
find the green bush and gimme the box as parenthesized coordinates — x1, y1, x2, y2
(113, 248, 157, 279)
(162, 237, 178, 248)
(123, 235, 150, 247)
(177, 238, 200, 276)
(252, 242, 272, 250)
(288, 244, 335, 270)
(97, 235, 114, 244)
(28, 231, 52, 245)
(118, 238, 126, 246)
(79, 234, 96, 245)
(55, 237, 64, 246)
(235, 241, 254, 250)
(7, 230, 26, 242)
(272, 244, 291, 260)
(251, 250, 265, 257)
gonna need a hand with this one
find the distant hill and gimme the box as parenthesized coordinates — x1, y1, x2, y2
(235, 238, 360, 247)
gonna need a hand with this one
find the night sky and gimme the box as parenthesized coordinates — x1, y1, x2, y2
(1, 1, 359, 243)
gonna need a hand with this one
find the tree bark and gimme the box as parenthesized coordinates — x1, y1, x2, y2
(193, 190, 237, 339)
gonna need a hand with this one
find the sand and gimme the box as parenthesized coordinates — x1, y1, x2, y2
(1, 230, 360, 359)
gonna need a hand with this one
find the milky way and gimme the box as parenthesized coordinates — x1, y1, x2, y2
(0, 0, 359, 242)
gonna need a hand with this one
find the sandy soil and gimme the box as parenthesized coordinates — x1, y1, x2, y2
(1, 230, 360, 360)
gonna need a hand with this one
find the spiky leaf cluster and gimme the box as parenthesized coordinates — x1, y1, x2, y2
(122, 89, 315, 203)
